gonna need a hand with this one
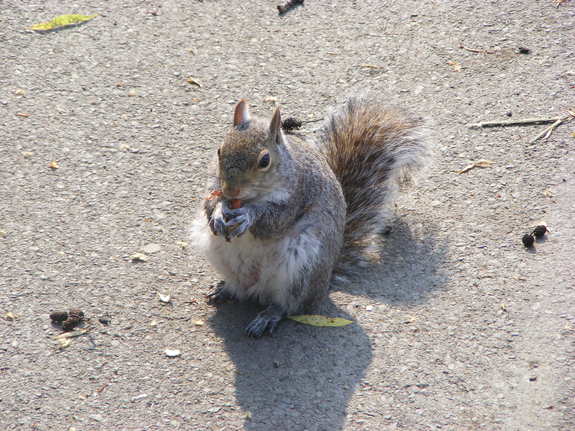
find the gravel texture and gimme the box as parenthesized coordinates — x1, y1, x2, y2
(1, 1, 574, 430)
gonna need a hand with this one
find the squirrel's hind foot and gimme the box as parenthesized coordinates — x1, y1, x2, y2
(207, 281, 237, 305)
(245, 305, 286, 338)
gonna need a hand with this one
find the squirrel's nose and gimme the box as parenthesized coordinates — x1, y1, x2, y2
(223, 184, 241, 198)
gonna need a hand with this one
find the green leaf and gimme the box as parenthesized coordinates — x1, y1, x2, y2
(30, 14, 97, 31)
(288, 314, 353, 327)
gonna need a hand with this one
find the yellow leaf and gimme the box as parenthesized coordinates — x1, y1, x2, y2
(288, 314, 353, 327)
(48, 160, 59, 170)
(30, 14, 97, 31)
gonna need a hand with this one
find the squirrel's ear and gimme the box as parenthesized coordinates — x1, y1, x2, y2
(269, 106, 282, 144)
(233, 99, 250, 127)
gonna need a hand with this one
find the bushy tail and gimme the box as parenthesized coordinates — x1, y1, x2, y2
(316, 93, 430, 283)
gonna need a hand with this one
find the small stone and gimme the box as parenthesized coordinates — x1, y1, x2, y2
(165, 349, 181, 357)
(88, 414, 104, 422)
(131, 393, 149, 402)
(158, 293, 171, 303)
(131, 253, 149, 262)
(517, 47, 531, 55)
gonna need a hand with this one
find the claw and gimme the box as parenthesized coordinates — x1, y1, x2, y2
(222, 207, 253, 239)
(245, 307, 285, 338)
(207, 282, 236, 305)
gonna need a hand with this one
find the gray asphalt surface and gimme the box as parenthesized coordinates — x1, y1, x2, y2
(1, 1, 574, 430)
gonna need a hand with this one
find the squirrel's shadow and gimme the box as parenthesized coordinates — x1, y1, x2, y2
(335, 218, 447, 305)
(209, 300, 371, 431)
(208, 218, 446, 430)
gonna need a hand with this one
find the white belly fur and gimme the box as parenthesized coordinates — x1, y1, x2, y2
(190, 212, 320, 313)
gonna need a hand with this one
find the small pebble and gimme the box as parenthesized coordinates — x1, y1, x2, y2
(517, 47, 531, 55)
(165, 349, 181, 357)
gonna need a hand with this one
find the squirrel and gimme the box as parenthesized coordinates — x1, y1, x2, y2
(190, 93, 430, 337)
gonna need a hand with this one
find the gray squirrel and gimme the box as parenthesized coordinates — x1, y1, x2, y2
(190, 93, 430, 337)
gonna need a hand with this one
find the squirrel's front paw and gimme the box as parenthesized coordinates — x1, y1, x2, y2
(209, 205, 227, 237)
(245, 305, 285, 338)
(223, 206, 254, 239)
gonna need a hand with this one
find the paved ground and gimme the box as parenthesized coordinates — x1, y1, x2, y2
(1, 1, 574, 430)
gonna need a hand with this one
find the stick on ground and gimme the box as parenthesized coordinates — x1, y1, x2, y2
(530, 111, 575, 144)
(467, 118, 561, 129)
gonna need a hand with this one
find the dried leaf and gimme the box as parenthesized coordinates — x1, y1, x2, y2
(457, 159, 494, 174)
(30, 14, 97, 31)
(57, 338, 71, 349)
(16, 113, 30, 118)
(175, 241, 188, 249)
(4, 312, 18, 321)
(288, 314, 353, 327)
(447, 60, 462, 72)
(186, 77, 202, 88)
(48, 160, 59, 170)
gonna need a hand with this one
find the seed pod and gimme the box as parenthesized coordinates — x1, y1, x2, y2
(522, 234, 534, 248)
(281, 117, 303, 132)
(50, 311, 69, 322)
(68, 309, 85, 321)
(532, 225, 547, 238)
(62, 316, 82, 332)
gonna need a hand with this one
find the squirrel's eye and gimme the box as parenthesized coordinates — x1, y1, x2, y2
(258, 152, 271, 170)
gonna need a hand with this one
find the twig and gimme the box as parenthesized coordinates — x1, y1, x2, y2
(459, 45, 496, 55)
(530, 111, 575, 144)
(468, 117, 561, 129)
